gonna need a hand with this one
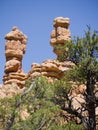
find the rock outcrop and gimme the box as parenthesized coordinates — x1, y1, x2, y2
(50, 17, 71, 59)
(28, 17, 74, 80)
(28, 59, 75, 80)
(0, 83, 25, 98)
(3, 27, 27, 87)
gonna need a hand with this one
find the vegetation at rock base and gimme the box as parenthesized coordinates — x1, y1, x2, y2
(0, 27, 98, 130)
(56, 27, 98, 130)
(0, 76, 84, 130)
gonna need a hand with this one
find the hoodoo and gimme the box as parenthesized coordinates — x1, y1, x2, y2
(3, 27, 27, 87)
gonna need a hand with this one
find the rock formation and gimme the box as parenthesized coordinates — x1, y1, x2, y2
(0, 17, 98, 127)
(28, 59, 75, 80)
(28, 17, 74, 80)
(0, 83, 25, 98)
(3, 27, 27, 87)
(50, 17, 71, 59)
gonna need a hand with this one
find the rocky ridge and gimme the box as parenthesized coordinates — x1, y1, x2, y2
(28, 59, 75, 80)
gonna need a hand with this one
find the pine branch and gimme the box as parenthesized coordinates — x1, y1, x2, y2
(5, 80, 36, 130)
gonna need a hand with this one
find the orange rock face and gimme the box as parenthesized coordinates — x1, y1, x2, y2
(28, 59, 75, 80)
(53, 17, 70, 28)
(28, 17, 73, 81)
(50, 17, 71, 58)
(3, 27, 27, 87)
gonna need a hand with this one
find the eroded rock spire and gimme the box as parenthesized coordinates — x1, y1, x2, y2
(3, 27, 27, 87)
(50, 17, 71, 59)
(28, 17, 74, 80)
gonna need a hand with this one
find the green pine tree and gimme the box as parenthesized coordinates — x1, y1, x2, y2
(2, 76, 84, 130)
(57, 27, 98, 130)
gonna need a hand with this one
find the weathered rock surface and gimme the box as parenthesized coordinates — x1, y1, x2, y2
(53, 17, 70, 28)
(0, 84, 25, 98)
(28, 59, 75, 80)
(28, 17, 72, 80)
(3, 27, 27, 87)
(50, 17, 71, 58)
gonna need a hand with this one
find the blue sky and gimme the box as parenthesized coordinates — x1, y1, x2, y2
(0, 0, 98, 83)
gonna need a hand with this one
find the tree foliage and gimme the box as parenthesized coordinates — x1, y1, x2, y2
(57, 27, 98, 63)
(0, 76, 84, 130)
(57, 27, 98, 130)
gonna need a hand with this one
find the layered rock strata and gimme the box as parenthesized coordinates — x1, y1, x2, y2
(28, 17, 72, 80)
(28, 59, 75, 80)
(3, 27, 27, 87)
(50, 17, 71, 58)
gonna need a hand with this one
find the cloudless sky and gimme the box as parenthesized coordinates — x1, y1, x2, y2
(0, 0, 98, 83)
